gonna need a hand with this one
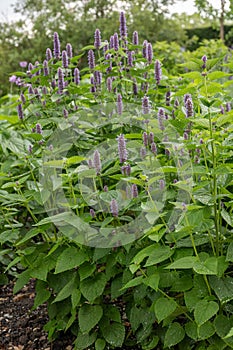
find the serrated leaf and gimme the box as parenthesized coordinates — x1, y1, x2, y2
(164, 322, 185, 348)
(79, 263, 96, 281)
(33, 280, 51, 309)
(74, 331, 97, 350)
(53, 273, 77, 303)
(194, 300, 219, 326)
(209, 276, 233, 303)
(154, 297, 177, 323)
(214, 315, 232, 338)
(144, 272, 160, 291)
(79, 304, 103, 334)
(80, 273, 107, 303)
(55, 247, 88, 274)
(101, 321, 125, 347)
(226, 242, 233, 262)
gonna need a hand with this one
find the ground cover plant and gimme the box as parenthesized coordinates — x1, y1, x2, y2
(0, 11, 233, 350)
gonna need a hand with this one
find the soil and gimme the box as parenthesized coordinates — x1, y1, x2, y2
(0, 279, 75, 350)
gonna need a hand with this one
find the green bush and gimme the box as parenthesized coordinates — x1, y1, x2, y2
(1, 12, 233, 349)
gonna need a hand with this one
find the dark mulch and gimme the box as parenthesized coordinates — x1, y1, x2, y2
(0, 279, 75, 350)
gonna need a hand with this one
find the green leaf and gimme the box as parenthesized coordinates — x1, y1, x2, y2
(33, 280, 51, 309)
(164, 322, 185, 348)
(79, 263, 96, 281)
(71, 289, 81, 308)
(95, 339, 106, 350)
(214, 315, 232, 338)
(79, 304, 103, 334)
(194, 300, 219, 326)
(121, 275, 144, 290)
(165, 256, 197, 269)
(80, 273, 107, 303)
(101, 321, 125, 347)
(53, 273, 77, 303)
(74, 331, 97, 350)
(207, 71, 231, 80)
(144, 272, 160, 291)
(55, 247, 88, 274)
(209, 276, 233, 303)
(226, 242, 233, 262)
(185, 321, 215, 340)
(13, 269, 31, 294)
(154, 297, 177, 323)
(144, 245, 173, 266)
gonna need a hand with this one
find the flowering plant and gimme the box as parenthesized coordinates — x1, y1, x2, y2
(1, 11, 233, 350)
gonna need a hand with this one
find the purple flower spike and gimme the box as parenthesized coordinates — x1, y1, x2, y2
(149, 132, 154, 144)
(43, 60, 49, 76)
(36, 123, 42, 134)
(103, 40, 109, 54)
(88, 49, 95, 69)
(184, 93, 191, 104)
(133, 31, 139, 45)
(110, 35, 114, 49)
(185, 97, 194, 118)
(9, 75, 17, 83)
(226, 102, 231, 112)
(142, 40, 148, 59)
(119, 11, 127, 38)
(53, 32, 61, 59)
(17, 104, 24, 120)
(20, 93, 26, 104)
(74, 68, 80, 85)
(151, 142, 157, 154)
(28, 85, 34, 94)
(142, 96, 150, 114)
(113, 33, 119, 51)
(107, 77, 112, 92)
(62, 50, 68, 68)
(110, 199, 118, 217)
(117, 134, 127, 163)
(174, 98, 179, 108)
(46, 48, 53, 61)
(94, 71, 102, 86)
(127, 51, 134, 67)
(159, 179, 165, 190)
(133, 79, 138, 95)
(57, 67, 64, 94)
(202, 55, 207, 69)
(125, 164, 131, 176)
(103, 185, 108, 192)
(147, 43, 153, 64)
(166, 91, 171, 106)
(220, 105, 225, 114)
(63, 109, 68, 118)
(90, 76, 96, 93)
(131, 184, 138, 198)
(90, 208, 96, 218)
(42, 86, 47, 95)
(28, 145, 33, 154)
(66, 43, 73, 59)
(143, 132, 148, 147)
(183, 131, 189, 140)
(93, 150, 101, 175)
(117, 93, 123, 115)
(155, 60, 162, 85)
(94, 28, 101, 50)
